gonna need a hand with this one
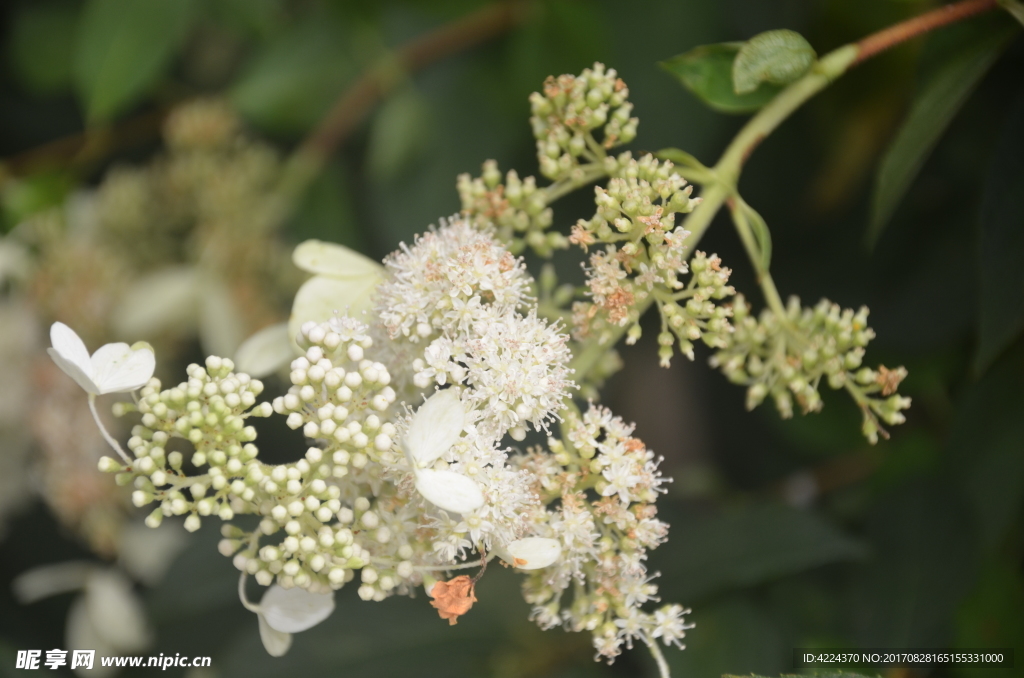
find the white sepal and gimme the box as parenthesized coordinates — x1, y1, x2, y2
(404, 389, 466, 467)
(506, 537, 562, 570)
(292, 240, 383, 278)
(259, 584, 335, 633)
(48, 322, 155, 394)
(234, 323, 293, 377)
(257, 614, 292, 657)
(414, 468, 484, 514)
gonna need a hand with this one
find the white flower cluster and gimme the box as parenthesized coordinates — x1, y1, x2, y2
(49, 217, 604, 655)
(515, 404, 691, 662)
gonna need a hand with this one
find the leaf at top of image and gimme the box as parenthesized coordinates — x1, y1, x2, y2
(74, 0, 199, 122)
(866, 19, 1018, 248)
(732, 29, 816, 95)
(976, 88, 1024, 374)
(8, 1, 80, 95)
(660, 43, 783, 114)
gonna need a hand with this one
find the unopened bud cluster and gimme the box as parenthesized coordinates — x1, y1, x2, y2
(711, 296, 911, 443)
(101, 356, 268, 532)
(530, 62, 637, 181)
(457, 161, 567, 257)
(652, 251, 735, 367)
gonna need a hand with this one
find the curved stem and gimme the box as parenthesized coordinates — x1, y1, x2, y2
(238, 573, 262, 614)
(647, 639, 671, 678)
(88, 394, 132, 465)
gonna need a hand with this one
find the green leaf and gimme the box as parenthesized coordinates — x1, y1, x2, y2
(740, 198, 773, 273)
(976, 90, 1024, 373)
(73, 0, 198, 122)
(656, 147, 716, 184)
(866, 22, 1017, 247)
(8, 1, 79, 95)
(732, 29, 816, 95)
(850, 482, 979, 648)
(654, 502, 866, 603)
(367, 87, 432, 183)
(667, 597, 786, 678)
(998, 0, 1024, 27)
(660, 43, 784, 114)
(949, 341, 1024, 551)
(953, 561, 1024, 678)
(231, 16, 354, 134)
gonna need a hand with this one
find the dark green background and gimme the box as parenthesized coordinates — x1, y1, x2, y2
(1, 1, 1022, 676)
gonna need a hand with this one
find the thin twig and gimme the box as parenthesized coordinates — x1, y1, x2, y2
(855, 0, 999, 64)
(289, 0, 531, 176)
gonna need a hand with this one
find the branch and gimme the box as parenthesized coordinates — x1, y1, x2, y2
(292, 1, 531, 174)
(855, 0, 999, 64)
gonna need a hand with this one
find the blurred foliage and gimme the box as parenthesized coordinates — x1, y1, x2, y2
(0, 0, 1022, 677)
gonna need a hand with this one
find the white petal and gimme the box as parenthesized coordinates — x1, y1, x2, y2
(288, 274, 382, 351)
(49, 322, 99, 393)
(415, 469, 484, 514)
(292, 240, 383, 278)
(90, 342, 155, 394)
(11, 561, 95, 604)
(234, 323, 294, 378)
(66, 596, 119, 678)
(258, 614, 292, 657)
(506, 537, 562, 570)
(259, 584, 335, 633)
(404, 389, 465, 466)
(84, 570, 151, 652)
(111, 266, 199, 339)
(199, 275, 247, 358)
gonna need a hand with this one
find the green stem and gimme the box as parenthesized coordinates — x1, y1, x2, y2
(647, 640, 671, 678)
(89, 394, 133, 465)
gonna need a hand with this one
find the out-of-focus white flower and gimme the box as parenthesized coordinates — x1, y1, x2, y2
(289, 240, 384, 348)
(251, 584, 335, 657)
(506, 537, 561, 570)
(15, 563, 152, 677)
(47, 322, 154, 395)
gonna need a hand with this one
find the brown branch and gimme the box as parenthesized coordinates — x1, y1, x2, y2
(2, 1, 530, 187)
(297, 0, 531, 166)
(854, 0, 999, 64)
(1, 107, 170, 179)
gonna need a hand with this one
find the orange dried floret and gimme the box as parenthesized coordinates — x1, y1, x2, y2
(428, 575, 478, 625)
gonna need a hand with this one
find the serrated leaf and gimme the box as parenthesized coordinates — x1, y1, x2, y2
(733, 29, 816, 95)
(660, 43, 783, 115)
(976, 89, 1024, 373)
(654, 502, 866, 603)
(8, 2, 79, 95)
(867, 23, 1016, 247)
(73, 0, 198, 122)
